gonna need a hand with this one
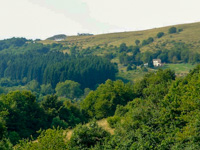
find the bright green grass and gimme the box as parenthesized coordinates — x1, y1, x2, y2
(160, 63, 196, 74)
(116, 63, 197, 83)
(116, 64, 150, 83)
(116, 69, 147, 83)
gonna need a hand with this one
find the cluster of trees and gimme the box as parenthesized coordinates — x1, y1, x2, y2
(6, 68, 178, 149)
(0, 38, 66, 54)
(0, 79, 87, 102)
(0, 91, 86, 148)
(81, 80, 135, 119)
(0, 38, 28, 51)
(168, 26, 183, 34)
(0, 39, 117, 90)
(118, 41, 200, 67)
(142, 37, 154, 46)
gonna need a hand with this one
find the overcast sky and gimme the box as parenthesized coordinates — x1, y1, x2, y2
(0, 0, 200, 39)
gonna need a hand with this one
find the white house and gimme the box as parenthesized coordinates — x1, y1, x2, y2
(144, 63, 148, 67)
(153, 59, 162, 67)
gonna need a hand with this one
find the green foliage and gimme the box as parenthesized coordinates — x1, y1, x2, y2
(55, 80, 82, 100)
(169, 27, 177, 34)
(126, 64, 132, 71)
(135, 40, 140, 46)
(119, 43, 128, 53)
(96, 66, 200, 149)
(15, 128, 67, 150)
(178, 28, 183, 32)
(148, 60, 154, 68)
(0, 38, 27, 51)
(2, 33, 200, 149)
(104, 53, 115, 60)
(1, 91, 47, 140)
(0, 47, 117, 90)
(40, 84, 54, 96)
(8, 131, 20, 145)
(132, 64, 137, 70)
(51, 117, 68, 129)
(67, 121, 110, 149)
(81, 79, 135, 119)
(0, 138, 12, 150)
(142, 39, 148, 46)
(141, 66, 148, 72)
(107, 116, 121, 128)
(147, 37, 154, 43)
(41, 95, 62, 119)
(26, 80, 40, 92)
(157, 32, 164, 38)
(141, 37, 154, 46)
(59, 100, 85, 127)
(41, 95, 84, 128)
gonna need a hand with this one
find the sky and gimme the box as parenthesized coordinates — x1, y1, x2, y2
(0, 0, 200, 40)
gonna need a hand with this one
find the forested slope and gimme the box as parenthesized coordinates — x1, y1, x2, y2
(1, 22, 200, 149)
(1, 65, 200, 149)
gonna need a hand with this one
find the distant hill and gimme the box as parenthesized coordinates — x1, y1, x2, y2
(46, 34, 67, 41)
(42, 22, 200, 52)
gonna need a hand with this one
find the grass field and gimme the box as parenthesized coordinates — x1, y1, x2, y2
(116, 63, 197, 83)
(160, 63, 196, 74)
(116, 69, 149, 83)
(42, 22, 200, 53)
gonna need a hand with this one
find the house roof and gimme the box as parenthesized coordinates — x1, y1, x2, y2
(153, 59, 161, 63)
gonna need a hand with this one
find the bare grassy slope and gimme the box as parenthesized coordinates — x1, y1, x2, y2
(42, 22, 200, 52)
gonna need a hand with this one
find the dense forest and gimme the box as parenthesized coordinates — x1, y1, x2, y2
(2, 66, 200, 149)
(1, 32, 200, 150)
(0, 38, 117, 89)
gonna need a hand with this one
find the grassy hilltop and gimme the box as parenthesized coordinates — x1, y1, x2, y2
(42, 21, 200, 52)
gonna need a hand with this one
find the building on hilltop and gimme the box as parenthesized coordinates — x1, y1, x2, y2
(77, 33, 93, 36)
(153, 59, 162, 67)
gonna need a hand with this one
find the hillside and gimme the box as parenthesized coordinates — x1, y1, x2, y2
(41, 22, 200, 52)
(12, 66, 200, 149)
(2, 22, 200, 149)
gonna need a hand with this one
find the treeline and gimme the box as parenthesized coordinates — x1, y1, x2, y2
(119, 41, 200, 66)
(0, 38, 117, 89)
(0, 38, 65, 54)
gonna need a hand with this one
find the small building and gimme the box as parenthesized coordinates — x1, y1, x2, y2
(77, 33, 93, 36)
(153, 59, 162, 67)
(144, 63, 148, 67)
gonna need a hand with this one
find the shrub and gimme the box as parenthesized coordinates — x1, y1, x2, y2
(141, 66, 148, 72)
(51, 117, 68, 129)
(157, 32, 164, 38)
(135, 40, 140, 46)
(132, 64, 137, 70)
(67, 121, 110, 149)
(147, 37, 154, 43)
(178, 28, 183, 32)
(127, 65, 132, 71)
(168, 27, 177, 34)
(15, 128, 67, 150)
(142, 40, 148, 46)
